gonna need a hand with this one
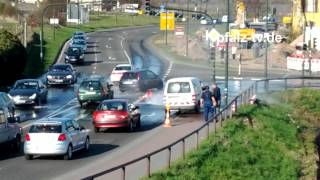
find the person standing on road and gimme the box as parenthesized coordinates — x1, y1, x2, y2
(212, 83, 221, 113)
(201, 86, 217, 121)
(232, 45, 237, 60)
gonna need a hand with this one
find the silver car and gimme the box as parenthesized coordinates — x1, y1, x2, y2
(24, 118, 90, 160)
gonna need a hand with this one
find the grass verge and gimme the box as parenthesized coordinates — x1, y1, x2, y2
(24, 14, 159, 77)
(146, 88, 320, 180)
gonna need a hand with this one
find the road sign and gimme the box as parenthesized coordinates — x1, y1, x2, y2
(175, 25, 184, 36)
(49, 18, 59, 25)
(160, 12, 175, 31)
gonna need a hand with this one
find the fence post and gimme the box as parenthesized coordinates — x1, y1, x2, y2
(220, 113, 223, 127)
(168, 147, 171, 168)
(214, 116, 217, 133)
(207, 124, 210, 138)
(254, 81, 258, 95)
(182, 139, 185, 159)
(196, 130, 199, 149)
(122, 166, 126, 180)
(284, 78, 287, 90)
(147, 157, 151, 177)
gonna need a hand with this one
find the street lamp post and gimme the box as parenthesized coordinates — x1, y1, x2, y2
(224, 0, 230, 104)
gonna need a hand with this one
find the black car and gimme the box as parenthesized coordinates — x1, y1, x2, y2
(119, 70, 163, 92)
(46, 64, 77, 86)
(9, 79, 47, 106)
(65, 46, 84, 64)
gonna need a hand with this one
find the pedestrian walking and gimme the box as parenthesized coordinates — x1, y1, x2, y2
(231, 45, 237, 60)
(201, 86, 217, 121)
(212, 83, 221, 114)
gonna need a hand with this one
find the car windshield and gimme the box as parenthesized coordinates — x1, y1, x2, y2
(167, 82, 191, 93)
(122, 73, 137, 80)
(73, 36, 84, 40)
(74, 41, 85, 45)
(67, 47, 81, 55)
(15, 81, 38, 89)
(98, 101, 127, 111)
(115, 66, 131, 71)
(29, 124, 62, 133)
(50, 65, 71, 72)
(80, 81, 100, 90)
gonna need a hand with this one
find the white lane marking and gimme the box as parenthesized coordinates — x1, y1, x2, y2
(162, 61, 173, 81)
(94, 66, 97, 70)
(48, 105, 80, 118)
(106, 45, 112, 49)
(117, 35, 131, 64)
(93, 41, 98, 74)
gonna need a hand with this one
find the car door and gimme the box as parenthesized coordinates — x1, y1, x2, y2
(0, 109, 8, 143)
(65, 120, 79, 149)
(146, 70, 160, 89)
(71, 120, 85, 148)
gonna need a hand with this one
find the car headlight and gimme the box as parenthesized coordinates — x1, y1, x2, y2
(65, 56, 69, 59)
(66, 75, 73, 79)
(80, 55, 84, 59)
(29, 93, 37, 99)
(47, 75, 53, 79)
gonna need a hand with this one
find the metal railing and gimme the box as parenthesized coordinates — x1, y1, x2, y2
(82, 76, 320, 180)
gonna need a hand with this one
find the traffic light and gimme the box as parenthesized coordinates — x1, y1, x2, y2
(145, 0, 150, 14)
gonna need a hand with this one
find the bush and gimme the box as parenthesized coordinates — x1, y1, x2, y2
(0, 29, 27, 86)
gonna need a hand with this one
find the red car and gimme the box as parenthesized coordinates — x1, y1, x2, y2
(93, 99, 141, 132)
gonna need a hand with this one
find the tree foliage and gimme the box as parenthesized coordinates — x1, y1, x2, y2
(0, 29, 27, 85)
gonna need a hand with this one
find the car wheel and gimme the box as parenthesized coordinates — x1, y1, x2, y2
(64, 145, 73, 160)
(136, 117, 141, 129)
(195, 101, 201, 113)
(127, 120, 133, 132)
(36, 98, 41, 106)
(12, 135, 21, 152)
(84, 137, 90, 151)
(94, 127, 100, 133)
(25, 154, 33, 160)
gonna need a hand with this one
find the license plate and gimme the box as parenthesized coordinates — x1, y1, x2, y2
(123, 81, 133, 85)
(17, 100, 26, 104)
(55, 79, 63, 82)
(104, 115, 116, 119)
(86, 91, 96, 95)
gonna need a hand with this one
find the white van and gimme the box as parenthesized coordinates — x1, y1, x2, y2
(164, 77, 203, 113)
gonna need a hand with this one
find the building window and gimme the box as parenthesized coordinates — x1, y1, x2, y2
(305, 0, 317, 12)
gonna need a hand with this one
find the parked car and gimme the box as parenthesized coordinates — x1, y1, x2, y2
(9, 79, 47, 106)
(71, 35, 87, 44)
(163, 77, 203, 113)
(0, 92, 15, 116)
(77, 77, 114, 107)
(71, 39, 87, 51)
(24, 118, 90, 160)
(73, 31, 87, 40)
(46, 64, 77, 85)
(0, 106, 22, 151)
(93, 99, 141, 132)
(65, 46, 84, 64)
(119, 70, 163, 92)
(110, 64, 132, 83)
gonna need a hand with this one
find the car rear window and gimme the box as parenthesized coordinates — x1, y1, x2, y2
(167, 82, 191, 93)
(29, 124, 62, 133)
(98, 101, 127, 111)
(80, 81, 101, 90)
(122, 72, 138, 80)
(115, 66, 131, 71)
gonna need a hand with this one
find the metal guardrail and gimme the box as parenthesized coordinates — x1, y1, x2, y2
(82, 76, 320, 180)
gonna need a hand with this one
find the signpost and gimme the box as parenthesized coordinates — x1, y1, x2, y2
(49, 18, 59, 40)
(160, 12, 175, 30)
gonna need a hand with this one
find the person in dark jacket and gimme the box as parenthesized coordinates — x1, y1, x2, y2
(212, 83, 221, 113)
(201, 86, 217, 121)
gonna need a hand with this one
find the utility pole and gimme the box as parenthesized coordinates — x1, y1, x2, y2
(224, 0, 230, 102)
(186, 0, 190, 56)
(264, 0, 268, 80)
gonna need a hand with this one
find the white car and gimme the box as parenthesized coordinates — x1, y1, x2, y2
(164, 77, 203, 113)
(110, 64, 132, 82)
(24, 118, 90, 160)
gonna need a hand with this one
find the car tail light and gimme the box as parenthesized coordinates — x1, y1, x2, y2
(192, 94, 196, 102)
(58, 134, 67, 141)
(25, 133, 31, 141)
(93, 111, 98, 120)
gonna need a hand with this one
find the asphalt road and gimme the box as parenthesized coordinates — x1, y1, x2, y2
(0, 25, 282, 180)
